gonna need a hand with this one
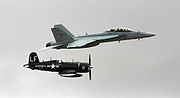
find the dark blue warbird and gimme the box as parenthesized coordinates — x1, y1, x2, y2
(23, 52, 93, 80)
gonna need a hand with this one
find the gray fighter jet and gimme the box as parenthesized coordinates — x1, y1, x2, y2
(42, 24, 155, 50)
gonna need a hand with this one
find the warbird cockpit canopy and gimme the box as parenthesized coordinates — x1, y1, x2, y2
(106, 27, 133, 32)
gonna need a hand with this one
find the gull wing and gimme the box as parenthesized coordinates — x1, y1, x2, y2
(67, 35, 119, 48)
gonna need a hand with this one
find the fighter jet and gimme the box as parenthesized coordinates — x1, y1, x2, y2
(23, 52, 93, 80)
(43, 24, 155, 50)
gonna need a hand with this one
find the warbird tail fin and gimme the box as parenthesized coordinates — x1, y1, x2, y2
(29, 52, 40, 64)
(51, 24, 75, 43)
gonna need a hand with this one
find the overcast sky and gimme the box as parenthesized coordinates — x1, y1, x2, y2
(0, 0, 180, 98)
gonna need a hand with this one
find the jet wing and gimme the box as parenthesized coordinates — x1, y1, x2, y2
(67, 39, 96, 48)
(67, 35, 119, 48)
(90, 35, 119, 40)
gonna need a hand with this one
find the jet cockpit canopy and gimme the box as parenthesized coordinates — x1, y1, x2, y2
(106, 27, 133, 32)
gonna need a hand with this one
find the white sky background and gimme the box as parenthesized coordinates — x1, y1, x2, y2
(0, 0, 180, 98)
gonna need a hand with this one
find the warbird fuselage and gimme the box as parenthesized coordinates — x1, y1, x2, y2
(42, 24, 156, 50)
(23, 52, 93, 80)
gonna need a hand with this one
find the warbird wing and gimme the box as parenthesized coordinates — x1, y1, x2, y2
(67, 35, 119, 48)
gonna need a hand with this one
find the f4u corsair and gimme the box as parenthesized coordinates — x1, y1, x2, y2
(23, 52, 93, 80)
(43, 24, 155, 50)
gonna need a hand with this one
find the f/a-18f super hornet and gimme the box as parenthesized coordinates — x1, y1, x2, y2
(42, 24, 155, 50)
(23, 52, 93, 80)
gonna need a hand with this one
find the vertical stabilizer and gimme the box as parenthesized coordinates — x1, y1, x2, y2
(29, 52, 39, 64)
(51, 24, 75, 43)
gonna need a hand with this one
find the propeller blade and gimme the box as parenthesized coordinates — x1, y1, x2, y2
(89, 70, 91, 80)
(88, 54, 92, 80)
(89, 54, 91, 65)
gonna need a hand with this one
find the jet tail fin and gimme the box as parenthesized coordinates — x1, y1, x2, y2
(51, 24, 75, 43)
(29, 52, 40, 64)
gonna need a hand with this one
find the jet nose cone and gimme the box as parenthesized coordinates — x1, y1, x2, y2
(141, 32, 156, 38)
(148, 33, 156, 37)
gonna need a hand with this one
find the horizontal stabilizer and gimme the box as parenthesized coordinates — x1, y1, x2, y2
(40, 44, 63, 51)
